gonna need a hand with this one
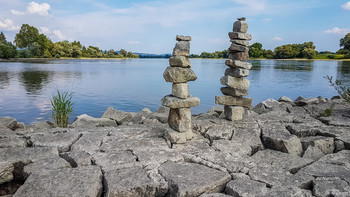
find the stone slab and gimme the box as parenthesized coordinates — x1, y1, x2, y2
(164, 128, 193, 144)
(300, 136, 335, 155)
(230, 39, 249, 47)
(228, 43, 249, 53)
(101, 107, 132, 125)
(161, 95, 200, 108)
(228, 32, 252, 40)
(71, 114, 118, 128)
(215, 96, 252, 108)
(176, 35, 192, 41)
(163, 67, 197, 83)
(0, 117, 17, 131)
(225, 60, 252, 69)
(220, 76, 250, 90)
(173, 41, 190, 57)
(228, 52, 249, 61)
(0, 162, 14, 184)
(169, 56, 191, 68)
(220, 87, 248, 97)
(224, 67, 249, 77)
(30, 131, 82, 152)
(225, 179, 269, 197)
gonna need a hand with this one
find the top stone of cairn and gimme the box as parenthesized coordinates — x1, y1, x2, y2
(176, 35, 192, 41)
(233, 17, 248, 33)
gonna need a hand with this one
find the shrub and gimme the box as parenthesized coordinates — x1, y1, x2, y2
(325, 75, 350, 102)
(319, 108, 332, 117)
(50, 90, 74, 127)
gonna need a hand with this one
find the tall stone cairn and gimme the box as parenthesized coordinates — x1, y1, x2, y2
(161, 35, 200, 144)
(215, 17, 253, 121)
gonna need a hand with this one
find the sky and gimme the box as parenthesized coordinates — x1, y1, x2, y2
(0, 0, 350, 54)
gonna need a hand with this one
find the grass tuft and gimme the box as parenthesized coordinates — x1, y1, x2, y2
(50, 90, 74, 127)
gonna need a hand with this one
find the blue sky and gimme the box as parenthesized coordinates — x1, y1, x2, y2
(0, 0, 349, 54)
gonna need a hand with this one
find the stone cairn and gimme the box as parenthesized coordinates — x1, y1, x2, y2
(161, 35, 200, 144)
(215, 17, 253, 121)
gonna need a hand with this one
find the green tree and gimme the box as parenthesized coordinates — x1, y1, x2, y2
(249, 42, 263, 58)
(0, 32, 6, 43)
(72, 45, 82, 58)
(274, 45, 294, 59)
(0, 41, 17, 59)
(340, 33, 350, 50)
(14, 24, 39, 49)
(119, 49, 127, 57)
(302, 48, 317, 59)
(37, 34, 52, 57)
(262, 49, 274, 59)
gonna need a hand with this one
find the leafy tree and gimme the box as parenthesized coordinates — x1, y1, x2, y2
(340, 33, 350, 50)
(249, 42, 263, 58)
(37, 34, 52, 57)
(262, 49, 274, 59)
(302, 48, 317, 59)
(274, 45, 294, 59)
(0, 41, 17, 59)
(0, 32, 6, 43)
(72, 45, 82, 58)
(119, 49, 127, 57)
(14, 24, 39, 49)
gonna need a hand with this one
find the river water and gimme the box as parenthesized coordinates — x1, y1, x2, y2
(0, 59, 349, 124)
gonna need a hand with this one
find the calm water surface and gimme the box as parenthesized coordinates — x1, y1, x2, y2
(0, 59, 349, 124)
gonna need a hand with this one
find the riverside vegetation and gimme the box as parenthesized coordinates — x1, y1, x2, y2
(50, 90, 74, 128)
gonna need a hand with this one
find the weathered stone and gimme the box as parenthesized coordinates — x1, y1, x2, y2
(229, 44, 249, 53)
(163, 67, 197, 83)
(228, 32, 252, 40)
(200, 194, 231, 197)
(159, 161, 231, 197)
(297, 161, 350, 179)
(225, 179, 269, 197)
(318, 150, 350, 165)
(168, 108, 191, 132)
(251, 149, 314, 173)
(104, 166, 158, 197)
(224, 105, 245, 121)
(260, 186, 313, 197)
(335, 139, 345, 152)
(207, 106, 224, 115)
(0, 147, 59, 164)
(142, 107, 152, 113)
(164, 128, 193, 144)
(0, 162, 14, 184)
(319, 116, 350, 127)
(233, 19, 248, 33)
(30, 131, 82, 152)
(225, 60, 252, 69)
(220, 76, 250, 90)
(313, 177, 350, 197)
(0, 137, 28, 148)
(295, 97, 319, 106)
(169, 56, 191, 68)
(0, 117, 17, 130)
(172, 83, 189, 99)
(211, 139, 252, 156)
(205, 124, 234, 141)
(302, 146, 325, 160)
(16, 122, 25, 130)
(161, 95, 200, 108)
(228, 52, 249, 61)
(13, 166, 103, 197)
(31, 121, 54, 129)
(23, 156, 71, 177)
(173, 41, 190, 57)
(156, 106, 170, 114)
(230, 39, 249, 47)
(93, 150, 138, 171)
(215, 96, 252, 108)
(224, 67, 249, 77)
(231, 124, 264, 155)
(71, 131, 108, 154)
(64, 150, 92, 166)
(278, 96, 294, 103)
(220, 87, 248, 97)
(261, 124, 303, 156)
(176, 35, 192, 41)
(71, 114, 117, 128)
(300, 136, 334, 155)
(285, 123, 322, 138)
(101, 106, 132, 125)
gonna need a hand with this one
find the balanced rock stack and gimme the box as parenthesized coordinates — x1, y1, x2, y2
(161, 35, 200, 144)
(215, 17, 253, 121)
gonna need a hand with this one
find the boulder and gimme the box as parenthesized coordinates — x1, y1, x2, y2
(164, 128, 193, 144)
(260, 186, 313, 197)
(228, 44, 249, 53)
(23, 156, 71, 177)
(169, 56, 191, 68)
(71, 131, 108, 154)
(261, 124, 303, 156)
(0, 162, 14, 184)
(230, 39, 249, 47)
(295, 97, 319, 106)
(104, 166, 158, 197)
(176, 35, 192, 41)
(220, 76, 250, 90)
(163, 67, 197, 83)
(71, 114, 117, 128)
(205, 124, 234, 141)
(233, 18, 248, 33)
(173, 41, 190, 57)
(172, 83, 189, 99)
(225, 60, 252, 69)
(225, 179, 269, 197)
(161, 95, 200, 108)
(168, 108, 192, 132)
(13, 166, 103, 197)
(0, 147, 59, 164)
(0, 137, 28, 148)
(313, 177, 350, 197)
(30, 131, 82, 152)
(229, 52, 249, 61)
(159, 161, 231, 197)
(278, 96, 294, 103)
(302, 146, 325, 160)
(0, 117, 17, 130)
(300, 136, 334, 155)
(228, 32, 252, 40)
(220, 87, 248, 97)
(101, 107, 132, 125)
(63, 150, 92, 167)
(231, 124, 264, 155)
(215, 96, 252, 108)
(224, 67, 249, 77)
(224, 106, 245, 121)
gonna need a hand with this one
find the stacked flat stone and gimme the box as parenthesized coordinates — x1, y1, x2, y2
(161, 35, 200, 144)
(215, 17, 253, 121)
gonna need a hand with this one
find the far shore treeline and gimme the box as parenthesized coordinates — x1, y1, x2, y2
(0, 24, 139, 59)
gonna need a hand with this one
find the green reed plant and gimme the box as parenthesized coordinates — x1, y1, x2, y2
(50, 90, 74, 127)
(325, 75, 350, 102)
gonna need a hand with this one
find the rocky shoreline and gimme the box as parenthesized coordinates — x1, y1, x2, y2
(0, 96, 350, 197)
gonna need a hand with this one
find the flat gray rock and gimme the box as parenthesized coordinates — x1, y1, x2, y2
(162, 95, 200, 108)
(0, 117, 17, 130)
(313, 177, 350, 197)
(260, 186, 313, 197)
(300, 136, 334, 154)
(104, 166, 158, 197)
(71, 114, 117, 128)
(163, 67, 197, 83)
(0, 147, 59, 164)
(30, 131, 82, 152)
(173, 41, 190, 56)
(200, 193, 231, 197)
(102, 106, 132, 125)
(228, 32, 252, 40)
(169, 56, 191, 68)
(159, 161, 231, 197)
(225, 179, 269, 197)
(225, 60, 252, 69)
(220, 76, 250, 90)
(13, 166, 103, 197)
(23, 156, 71, 178)
(92, 150, 138, 171)
(0, 136, 28, 148)
(215, 95, 252, 108)
(64, 149, 92, 166)
(176, 35, 192, 41)
(302, 146, 325, 160)
(205, 124, 234, 141)
(71, 131, 108, 154)
(231, 124, 263, 155)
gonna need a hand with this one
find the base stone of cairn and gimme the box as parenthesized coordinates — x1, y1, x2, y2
(215, 17, 253, 121)
(162, 35, 200, 144)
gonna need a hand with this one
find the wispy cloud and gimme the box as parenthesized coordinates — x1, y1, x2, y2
(323, 27, 350, 35)
(0, 18, 20, 31)
(40, 27, 66, 40)
(342, 2, 350, 10)
(273, 36, 283, 41)
(11, 2, 50, 16)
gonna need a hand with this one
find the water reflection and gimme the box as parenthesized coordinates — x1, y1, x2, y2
(0, 72, 10, 89)
(274, 60, 314, 71)
(249, 60, 261, 70)
(337, 61, 350, 85)
(19, 70, 53, 95)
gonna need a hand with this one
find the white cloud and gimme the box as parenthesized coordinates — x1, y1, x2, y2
(0, 18, 20, 31)
(52, 30, 66, 40)
(323, 27, 350, 35)
(39, 27, 66, 40)
(11, 2, 50, 16)
(232, 0, 267, 11)
(342, 2, 350, 10)
(273, 36, 283, 41)
(39, 27, 50, 34)
(127, 41, 140, 45)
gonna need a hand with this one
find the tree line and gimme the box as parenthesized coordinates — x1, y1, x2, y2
(191, 33, 350, 59)
(0, 24, 139, 59)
